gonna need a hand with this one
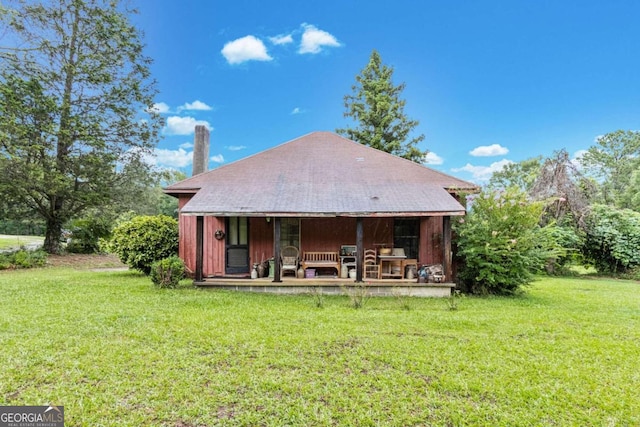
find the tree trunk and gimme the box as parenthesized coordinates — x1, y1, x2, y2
(43, 213, 64, 254)
(42, 7, 79, 256)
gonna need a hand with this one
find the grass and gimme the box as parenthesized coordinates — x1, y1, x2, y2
(0, 234, 44, 250)
(0, 267, 639, 426)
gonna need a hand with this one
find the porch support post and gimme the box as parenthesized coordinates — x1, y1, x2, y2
(272, 217, 282, 282)
(356, 217, 364, 282)
(442, 215, 452, 280)
(195, 215, 204, 282)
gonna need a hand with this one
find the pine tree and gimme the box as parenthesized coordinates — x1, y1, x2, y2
(337, 50, 426, 162)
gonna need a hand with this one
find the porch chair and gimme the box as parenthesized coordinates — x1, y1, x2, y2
(280, 246, 299, 277)
(363, 248, 381, 280)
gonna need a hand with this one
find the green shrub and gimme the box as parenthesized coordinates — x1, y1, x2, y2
(582, 204, 640, 274)
(150, 256, 185, 288)
(0, 252, 12, 269)
(543, 222, 583, 274)
(0, 249, 48, 270)
(12, 250, 30, 268)
(66, 217, 112, 254)
(109, 215, 178, 275)
(454, 188, 558, 295)
(22, 249, 47, 268)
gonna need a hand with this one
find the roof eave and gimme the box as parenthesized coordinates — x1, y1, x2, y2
(178, 210, 467, 217)
(162, 187, 200, 198)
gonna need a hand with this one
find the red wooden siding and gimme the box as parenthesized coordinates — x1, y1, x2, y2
(248, 217, 274, 266)
(298, 217, 393, 252)
(178, 195, 224, 277)
(419, 217, 444, 265)
(203, 216, 225, 277)
(178, 205, 448, 277)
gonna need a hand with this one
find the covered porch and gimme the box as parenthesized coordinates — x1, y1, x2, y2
(187, 214, 457, 296)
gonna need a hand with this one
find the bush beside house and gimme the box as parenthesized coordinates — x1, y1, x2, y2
(454, 189, 561, 295)
(150, 256, 185, 288)
(109, 215, 178, 275)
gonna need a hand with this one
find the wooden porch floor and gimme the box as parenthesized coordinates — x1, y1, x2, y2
(194, 276, 455, 297)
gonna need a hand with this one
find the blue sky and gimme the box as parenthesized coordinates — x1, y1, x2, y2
(134, 0, 640, 183)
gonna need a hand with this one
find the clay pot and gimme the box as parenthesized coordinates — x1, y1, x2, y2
(257, 263, 265, 278)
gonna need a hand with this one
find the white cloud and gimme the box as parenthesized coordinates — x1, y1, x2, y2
(423, 152, 444, 165)
(221, 35, 272, 64)
(571, 149, 588, 170)
(148, 102, 170, 114)
(290, 107, 303, 115)
(127, 146, 193, 170)
(164, 116, 212, 135)
(269, 34, 294, 45)
(469, 144, 509, 157)
(210, 154, 225, 164)
(178, 100, 212, 112)
(154, 148, 193, 168)
(573, 149, 588, 160)
(452, 159, 513, 182)
(299, 24, 341, 54)
(180, 142, 194, 149)
(225, 145, 246, 151)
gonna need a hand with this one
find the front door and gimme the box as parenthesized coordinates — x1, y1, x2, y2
(225, 217, 249, 274)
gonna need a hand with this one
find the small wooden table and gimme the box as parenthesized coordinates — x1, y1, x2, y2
(378, 255, 406, 279)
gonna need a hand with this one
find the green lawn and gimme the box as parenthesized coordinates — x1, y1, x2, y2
(0, 267, 638, 426)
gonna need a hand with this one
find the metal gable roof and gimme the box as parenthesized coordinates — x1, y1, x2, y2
(164, 131, 478, 216)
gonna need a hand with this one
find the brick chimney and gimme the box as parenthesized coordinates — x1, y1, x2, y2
(192, 125, 210, 176)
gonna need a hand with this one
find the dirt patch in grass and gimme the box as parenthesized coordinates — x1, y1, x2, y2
(46, 253, 127, 270)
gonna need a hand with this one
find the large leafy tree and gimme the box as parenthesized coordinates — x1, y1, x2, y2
(580, 130, 640, 208)
(0, 0, 162, 253)
(337, 49, 426, 163)
(109, 168, 184, 219)
(487, 156, 543, 193)
(618, 169, 640, 212)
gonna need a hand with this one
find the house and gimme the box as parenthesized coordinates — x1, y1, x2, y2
(164, 130, 478, 295)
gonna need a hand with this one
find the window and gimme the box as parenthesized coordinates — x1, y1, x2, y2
(227, 216, 248, 245)
(394, 218, 419, 260)
(280, 218, 300, 248)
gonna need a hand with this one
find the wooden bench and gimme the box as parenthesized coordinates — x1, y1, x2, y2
(301, 252, 340, 277)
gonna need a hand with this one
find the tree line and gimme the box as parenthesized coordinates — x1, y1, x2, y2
(455, 130, 640, 294)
